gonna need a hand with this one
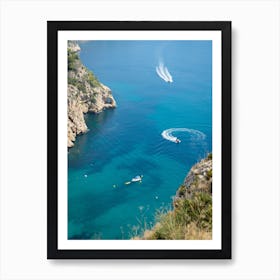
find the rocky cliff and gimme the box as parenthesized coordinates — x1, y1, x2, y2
(134, 154, 212, 240)
(175, 154, 212, 201)
(67, 41, 116, 147)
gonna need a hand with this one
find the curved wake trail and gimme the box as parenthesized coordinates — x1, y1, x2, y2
(156, 62, 173, 83)
(161, 128, 206, 143)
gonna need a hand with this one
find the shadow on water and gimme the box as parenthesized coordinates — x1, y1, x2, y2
(116, 157, 158, 174)
(68, 110, 115, 154)
(68, 109, 117, 167)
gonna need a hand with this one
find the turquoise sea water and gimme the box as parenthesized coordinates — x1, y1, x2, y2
(68, 40, 212, 239)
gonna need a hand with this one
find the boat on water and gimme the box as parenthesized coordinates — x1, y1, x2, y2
(156, 63, 173, 83)
(175, 138, 181, 143)
(131, 175, 143, 182)
(124, 175, 143, 185)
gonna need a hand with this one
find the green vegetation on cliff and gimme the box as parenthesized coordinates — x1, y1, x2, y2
(143, 192, 212, 240)
(134, 155, 212, 240)
(68, 48, 79, 71)
(68, 47, 101, 92)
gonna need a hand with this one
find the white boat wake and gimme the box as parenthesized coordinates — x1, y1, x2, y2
(156, 62, 173, 83)
(156, 66, 168, 82)
(161, 128, 206, 143)
(163, 67, 173, 82)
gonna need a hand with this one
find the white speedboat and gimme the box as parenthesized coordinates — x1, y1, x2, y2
(131, 175, 143, 182)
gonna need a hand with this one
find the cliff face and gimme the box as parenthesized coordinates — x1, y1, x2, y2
(67, 41, 116, 147)
(134, 154, 212, 240)
(175, 155, 212, 201)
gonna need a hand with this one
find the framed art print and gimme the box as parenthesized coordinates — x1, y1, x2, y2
(47, 21, 231, 259)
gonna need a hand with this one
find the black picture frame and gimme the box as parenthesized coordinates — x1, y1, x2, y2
(47, 21, 231, 259)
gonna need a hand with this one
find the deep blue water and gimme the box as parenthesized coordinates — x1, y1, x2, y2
(68, 40, 212, 239)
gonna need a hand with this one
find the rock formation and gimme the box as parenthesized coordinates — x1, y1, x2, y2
(175, 155, 212, 201)
(67, 41, 116, 147)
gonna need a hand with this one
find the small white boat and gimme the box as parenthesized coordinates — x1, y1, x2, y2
(131, 175, 143, 182)
(175, 138, 181, 143)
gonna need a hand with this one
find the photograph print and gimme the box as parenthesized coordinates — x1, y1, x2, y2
(48, 21, 231, 259)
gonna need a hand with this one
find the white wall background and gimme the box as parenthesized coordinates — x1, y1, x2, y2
(0, 0, 279, 279)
